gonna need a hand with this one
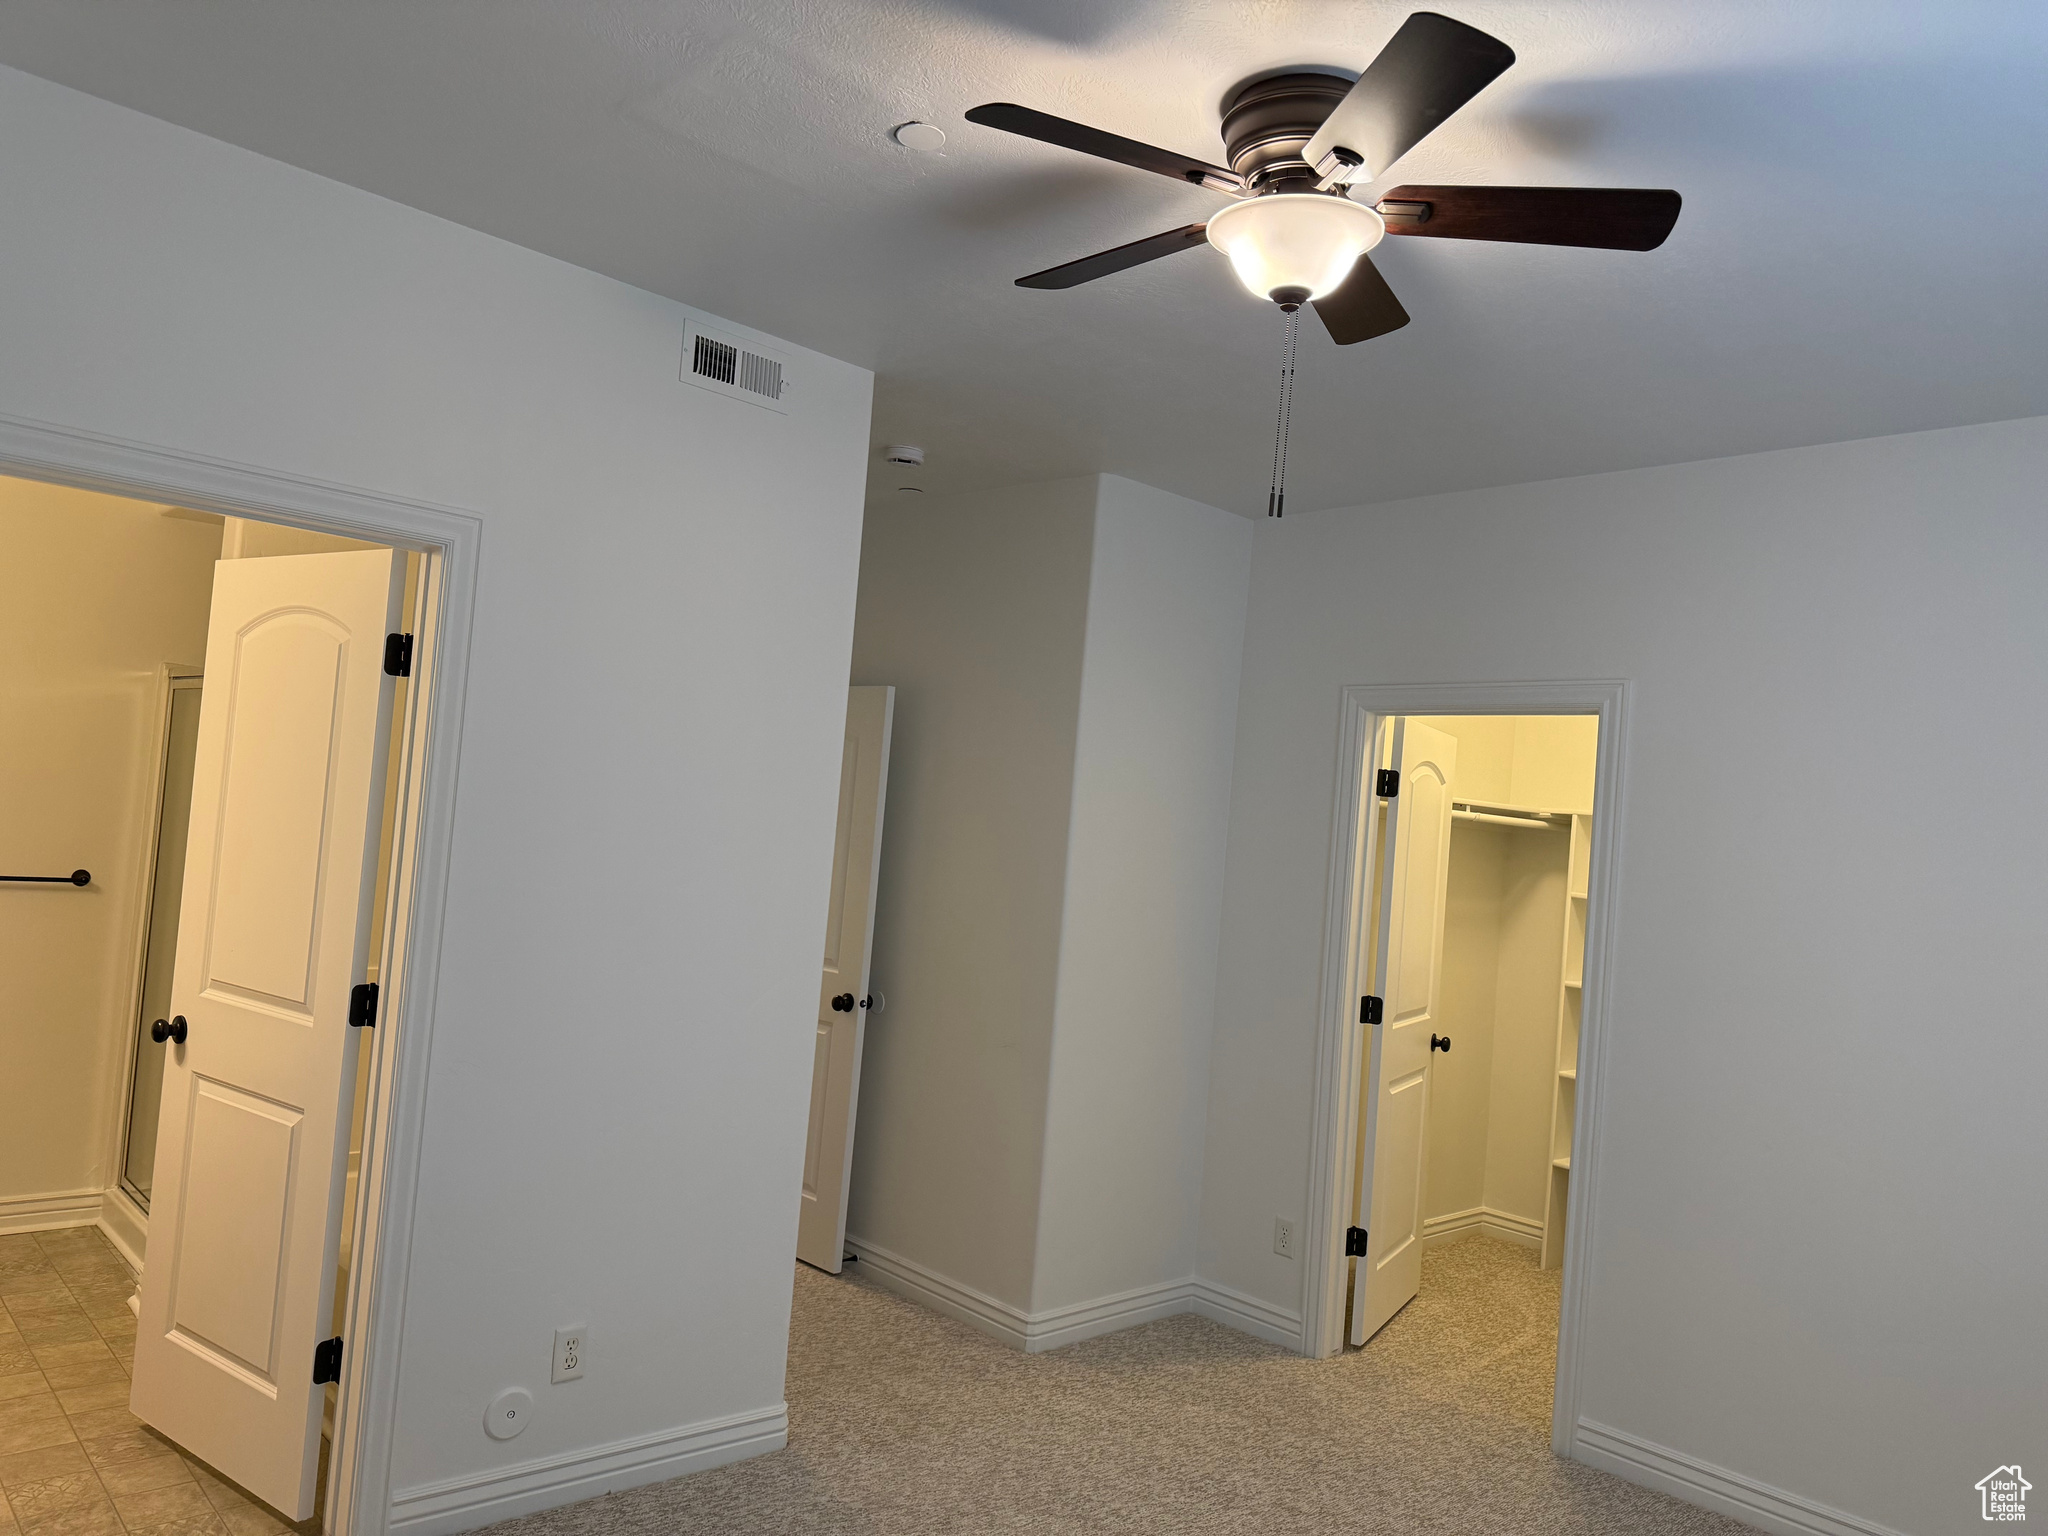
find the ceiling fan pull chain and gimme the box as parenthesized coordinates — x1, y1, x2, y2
(1268, 305, 1299, 518)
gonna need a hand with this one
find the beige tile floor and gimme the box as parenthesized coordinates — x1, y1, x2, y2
(0, 1228, 317, 1536)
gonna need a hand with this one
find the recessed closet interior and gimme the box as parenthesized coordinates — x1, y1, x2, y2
(1352, 712, 1598, 1340)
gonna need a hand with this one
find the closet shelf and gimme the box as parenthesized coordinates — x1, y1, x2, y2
(1552, 1157, 1571, 1171)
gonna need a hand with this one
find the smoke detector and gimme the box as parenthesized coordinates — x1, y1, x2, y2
(892, 123, 947, 153)
(882, 445, 926, 466)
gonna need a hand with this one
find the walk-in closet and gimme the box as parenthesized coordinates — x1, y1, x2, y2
(1407, 714, 1595, 1268)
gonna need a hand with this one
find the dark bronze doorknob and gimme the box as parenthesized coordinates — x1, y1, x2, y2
(830, 993, 856, 1013)
(151, 1015, 188, 1045)
(1430, 1033, 1451, 1053)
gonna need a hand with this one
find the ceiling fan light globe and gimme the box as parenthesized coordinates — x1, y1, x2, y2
(1205, 193, 1386, 303)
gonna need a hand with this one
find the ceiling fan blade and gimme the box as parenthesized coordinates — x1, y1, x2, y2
(1377, 185, 1682, 249)
(1302, 12, 1515, 183)
(1312, 254, 1410, 344)
(966, 103, 1242, 191)
(1016, 223, 1213, 290)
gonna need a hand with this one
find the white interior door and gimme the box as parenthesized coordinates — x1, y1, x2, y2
(795, 685, 894, 1273)
(1352, 718, 1457, 1345)
(131, 549, 403, 1519)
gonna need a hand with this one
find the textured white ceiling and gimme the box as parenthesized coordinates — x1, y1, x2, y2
(3, 1, 2044, 515)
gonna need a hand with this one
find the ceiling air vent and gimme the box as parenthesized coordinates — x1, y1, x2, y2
(681, 322, 790, 414)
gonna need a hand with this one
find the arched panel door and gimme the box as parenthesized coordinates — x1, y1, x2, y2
(1353, 718, 1457, 1345)
(131, 550, 402, 1519)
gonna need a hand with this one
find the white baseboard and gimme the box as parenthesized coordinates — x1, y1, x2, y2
(845, 1237, 1303, 1355)
(1422, 1205, 1543, 1251)
(1025, 1278, 1199, 1353)
(387, 1402, 787, 1536)
(1186, 1278, 1304, 1351)
(0, 1188, 103, 1236)
(844, 1236, 1035, 1349)
(1574, 1419, 1906, 1536)
(848, 1236, 1192, 1353)
(98, 1188, 147, 1273)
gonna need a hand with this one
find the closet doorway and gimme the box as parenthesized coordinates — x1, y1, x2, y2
(1303, 686, 1624, 1452)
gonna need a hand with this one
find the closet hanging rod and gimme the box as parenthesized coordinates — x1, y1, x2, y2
(1451, 809, 1557, 831)
(2, 869, 91, 885)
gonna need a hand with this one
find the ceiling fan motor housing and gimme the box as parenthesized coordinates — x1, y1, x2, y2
(1220, 72, 1354, 190)
(974, 11, 1678, 346)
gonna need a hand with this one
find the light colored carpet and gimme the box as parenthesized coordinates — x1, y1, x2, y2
(485, 1237, 1751, 1535)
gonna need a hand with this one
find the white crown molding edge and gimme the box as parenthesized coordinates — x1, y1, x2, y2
(0, 410, 481, 550)
(1575, 1420, 1907, 1536)
(387, 1404, 787, 1536)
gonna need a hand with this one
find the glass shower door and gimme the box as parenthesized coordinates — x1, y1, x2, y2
(121, 673, 203, 1208)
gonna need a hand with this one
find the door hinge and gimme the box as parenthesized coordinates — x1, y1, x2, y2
(312, 1337, 344, 1384)
(349, 982, 378, 1028)
(1359, 995, 1383, 1025)
(383, 633, 414, 678)
(1375, 768, 1400, 798)
(1345, 1226, 1369, 1257)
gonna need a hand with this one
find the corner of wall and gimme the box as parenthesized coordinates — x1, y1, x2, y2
(1030, 476, 1252, 1317)
(844, 476, 1099, 1314)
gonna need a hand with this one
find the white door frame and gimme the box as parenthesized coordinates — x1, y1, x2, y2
(1300, 679, 1629, 1459)
(0, 409, 479, 1536)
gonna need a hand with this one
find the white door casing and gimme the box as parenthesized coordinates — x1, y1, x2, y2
(795, 685, 895, 1273)
(1352, 718, 1457, 1345)
(131, 550, 403, 1519)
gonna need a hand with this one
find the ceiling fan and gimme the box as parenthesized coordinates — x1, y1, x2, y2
(965, 11, 1682, 346)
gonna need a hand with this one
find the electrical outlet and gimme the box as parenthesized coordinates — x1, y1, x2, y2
(552, 1325, 587, 1384)
(1274, 1218, 1297, 1259)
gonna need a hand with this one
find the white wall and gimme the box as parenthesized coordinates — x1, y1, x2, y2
(1507, 716, 1598, 812)
(0, 63, 873, 1527)
(846, 477, 1098, 1308)
(1199, 415, 2048, 1535)
(847, 474, 1250, 1334)
(1424, 822, 1506, 1226)
(1480, 828, 1567, 1228)
(1032, 476, 1249, 1314)
(0, 479, 218, 1217)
